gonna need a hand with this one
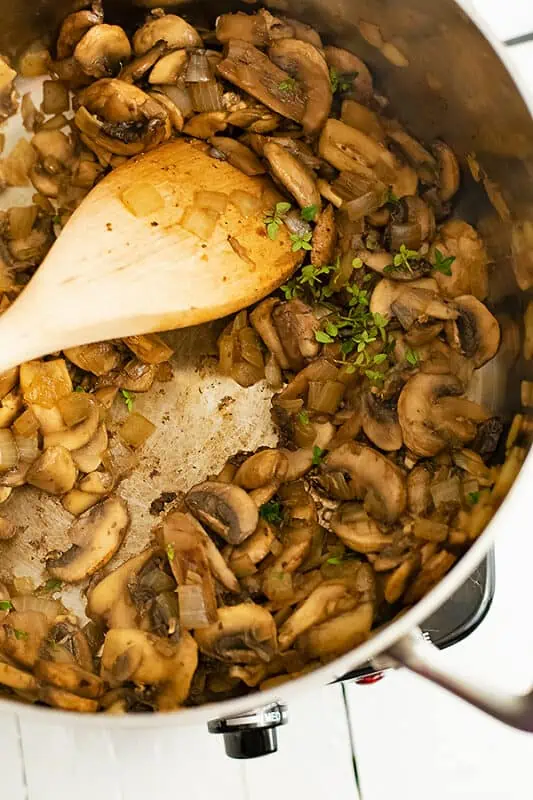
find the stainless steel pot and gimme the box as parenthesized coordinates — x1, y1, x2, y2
(1, 0, 533, 735)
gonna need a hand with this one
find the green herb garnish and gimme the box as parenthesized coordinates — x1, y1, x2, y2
(120, 389, 135, 412)
(387, 188, 400, 205)
(281, 260, 337, 302)
(0, 600, 12, 611)
(264, 201, 292, 241)
(329, 66, 353, 93)
(74, 386, 85, 393)
(290, 231, 313, 252)
(312, 445, 324, 466)
(166, 543, 175, 562)
(297, 410, 310, 425)
(14, 629, 28, 640)
(43, 578, 62, 593)
(259, 500, 283, 524)
(326, 556, 343, 565)
(405, 348, 419, 366)
(352, 257, 363, 269)
(278, 77, 297, 93)
(52, 214, 61, 225)
(384, 243, 421, 275)
(301, 204, 318, 222)
(432, 248, 455, 277)
(468, 491, 480, 505)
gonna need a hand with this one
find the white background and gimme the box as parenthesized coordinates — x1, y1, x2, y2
(2, 1, 533, 797)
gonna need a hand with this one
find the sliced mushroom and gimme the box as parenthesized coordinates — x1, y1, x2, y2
(445, 295, 500, 368)
(341, 98, 385, 141)
(407, 464, 433, 516)
(330, 503, 393, 552)
(281, 420, 335, 481)
(297, 602, 374, 659)
(64, 342, 120, 375)
(391, 287, 458, 330)
(87, 547, 156, 628)
(272, 299, 320, 370)
(0, 661, 38, 692)
(323, 442, 406, 523)
(78, 471, 114, 495)
(358, 249, 431, 282)
(183, 110, 228, 139)
(311, 204, 336, 267)
(26, 445, 76, 495)
(217, 40, 305, 123)
(31, 130, 74, 169)
(194, 603, 277, 664)
(101, 628, 198, 709)
(386, 195, 436, 251)
(263, 142, 321, 211)
(324, 46, 373, 103)
(319, 118, 396, 183)
(149, 90, 184, 132)
(44, 395, 99, 451)
(433, 141, 460, 202)
(229, 518, 276, 577)
(370, 277, 439, 320)
(429, 220, 488, 300)
(114, 359, 157, 392)
(362, 393, 403, 451)
(185, 481, 258, 545)
(38, 684, 98, 712)
(62, 488, 100, 516)
(269, 39, 332, 135)
(74, 25, 131, 78)
(119, 42, 166, 84)
(279, 580, 360, 651)
(56, 8, 104, 60)
(72, 423, 108, 473)
(47, 496, 130, 583)
(75, 79, 171, 156)
(0, 57, 18, 121)
(35, 660, 103, 698)
(234, 449, 288, 489)
(133, 14, 202, 55)
(160, 511, 217, 628)
(398, 373, 486, 457)
(216, 11, 276, 46)
(208, 136, 265, 176)
(186, 515, 239, 593)
(148, 49, 188, 84)
(1, 610, 50, 668)
(250, 298, 291, 370)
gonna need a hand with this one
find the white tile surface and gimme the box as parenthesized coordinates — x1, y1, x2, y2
(472, 0, 533, 41)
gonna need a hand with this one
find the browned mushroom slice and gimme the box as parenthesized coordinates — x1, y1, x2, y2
(272, 299, 320, 371)
(194, 603, 277, 664)
(341, 99, 385, 140)
(217, 40, 305, 123)
(319, 119, 396, 182)
(404, 550, 456, 604)
(114, 359, 157, 392)
(386, 125, 437, 184)
(250, 297, 291, 370)
(0, 661, 38, 692)
(122, 333, 173, 364)
(370, 277, 439, 320)
(74, 24, 132, 78)
(323, 442, 407, 523)
(56, 7, 104, 59)
(87, 548, 156, 628)
(148, 49, 188, 85)
(71, 423, 108, 473)
(279, 579, 360, 650)
(183, 110, 228, 139)
(309, 203, 335, 267)
(35, 660, 103, 698)
(386, 196, 436, 252)
(208, 136, 265, 176)
(100, 628, 198, 709)
(384, 554, 420, 604)
(186, 516, 239, 592)
(324, 46, 373, 103)
(229, 518, 276, 577)
(1, 610, 50, 668)
(433, 141, 460, 202)
(362, 393, 403, 451)
(0, 57, 18, 121)
(297, 602, 374, 659)
(330, 503, 393, 552)
(269, 39, 332, 134)
(234, 449, 288, 489)
(398, 373, 486, 457)
(64, 342, 121, 375)
(26, 445, 76, 495)
(391, 287, 458, 331)
(216, 11, 274, 46)
(185, 481, 258, 545)
(263, 142, 321, 211)
(133, 14, 202, 55)
(75, 79, 171, 156)
(160, 511, 217, 628)
(358, 249, 431, 281)
(445, 295, 500, 368)
(429, 220, 489, 300)
(39, 684, 98, 712)
(47, 496, 130, 583)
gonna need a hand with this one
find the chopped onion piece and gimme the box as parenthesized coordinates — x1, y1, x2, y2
(12, 408, 39, 437)
(239, 327, 264, 369)
(20, 360, 72, 408)
(430, 476, 461, 510)
(8, 206, 38, 239)
(265, 353, 282, 390)
(181, 205, 219, 240)
(413, 518, 448, 542)
(58, 392, 93, 426)
(307, 380, 345, 414)
(0, 429, 18, 472)
(21, 94, 44, 132)
(12, 595, 61, 622)
(3, 139, 37, 187)
(229, 189, 261, 217)
(119, 412, 156, 448)
(18, 42, 50, 77)
(521, 380, 533, 408)
(14, 433, 39, 465)
(189, 81, 223, 113)
(121, 183, 164, 217)
(123, 334, 173, 365)
(195, 190, 228, 213)
(42, 80, 69, 115)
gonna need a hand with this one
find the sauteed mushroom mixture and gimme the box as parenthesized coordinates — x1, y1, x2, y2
(0, 5, 528, 713)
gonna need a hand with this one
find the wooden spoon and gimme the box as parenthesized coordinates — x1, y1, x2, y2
(0, 140, 301, 373)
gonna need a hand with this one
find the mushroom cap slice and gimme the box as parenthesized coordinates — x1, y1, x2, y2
(445, 295, 500, 368)
(263, 142, 321, 210)
(87, 547, 156, 628)
(44, 395, 99, 451)
(26, 445, 77, 495)
(35, 660, 104, 699)
(148, 49, 188, 85)
(324, 45, 373, 103)
(297, 602, 374, 659)
(185, 481, 259, 545)
(322, 442, 406, 524)
(429, 220, 488, 300)
(1, 610, 50, 668)
(194, 603, 277, 664)
(398, 373, 465, 457)
(319, 118, 396, 183)
(370, 277, 438, 320)
(133, 14, 202, 55)
(47, 496, 130, 583)
(362, 393, 403, 452)
(74, 24, 132, 79)
(56, 8, 104, 60)
(330, 503, 393, 552)
(278, 580, 359, 651)
(234, 448, 288, 489)
(268, 39, 332, 135)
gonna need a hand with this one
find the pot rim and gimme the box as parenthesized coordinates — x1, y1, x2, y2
(2, 0, 531, 728)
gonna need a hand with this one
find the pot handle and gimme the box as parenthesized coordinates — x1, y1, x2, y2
(380, 628, 533, 732)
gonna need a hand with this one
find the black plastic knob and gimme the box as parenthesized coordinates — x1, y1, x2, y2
(208, 703, 288, 759)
